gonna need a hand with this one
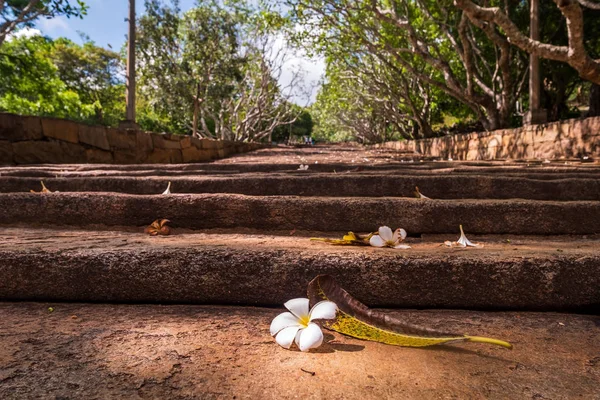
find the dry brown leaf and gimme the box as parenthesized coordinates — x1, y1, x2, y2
(145, 219, 171, 236)
(30, 181, 52, 193)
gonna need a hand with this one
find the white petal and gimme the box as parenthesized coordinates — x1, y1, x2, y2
(294, 329, 302, 348)
(270, 312, 301, 336)
(284, 298, 310, 319)
(378, 226, 393, 241)
(393, 244, 411, 249)
(309, 301, 337, 321)
(392, 228, 407, 242)
(297, 323, 323, 352)
(444, 241, 453, 247)
(369, 235, 386, 247)
(162, 182, 171, 195)
(457, 225, 481, 247)
(275, 326, 302, 349)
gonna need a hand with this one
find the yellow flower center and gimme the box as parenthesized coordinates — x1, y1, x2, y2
(299, 315, 310, 328)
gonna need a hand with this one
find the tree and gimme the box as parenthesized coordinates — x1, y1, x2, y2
(0, 0, 87, 47)
(0, 34, 95, 119)
(455, 0, 600, 85)
(288, 0, 529, 131)
(212, 36, 307, 142)
(51, 37, 125, 125)
(0, 34, 125, 124)
(137, 0, 243, 137)
(137, 0, 309, 141)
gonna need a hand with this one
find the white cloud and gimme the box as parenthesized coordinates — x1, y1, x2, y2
(270, 34, 325, 106)
(37, 16, 72, 36)
(7, 27, 42, 41)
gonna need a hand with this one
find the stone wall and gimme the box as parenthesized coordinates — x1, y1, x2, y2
(376, 116, 600, 160)
(0, 113, 264, 164)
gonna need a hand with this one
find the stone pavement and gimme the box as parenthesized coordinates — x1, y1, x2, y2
(0, 145, 598, 399)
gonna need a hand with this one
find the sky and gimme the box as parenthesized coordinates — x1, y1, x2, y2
(31, 0, 324, 104)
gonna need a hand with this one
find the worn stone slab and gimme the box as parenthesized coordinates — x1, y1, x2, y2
(136, 131, 154, 155)
(144, 148, 172, 163)
(0, 228, 598, 310)
(1, 164, 599, 182)
(201, 138, 225, 150)
(106, 128, 137, 150)
(182, 146, 213, 163)
(11, 140, 61, 164)
(11, 140, 86, 164)
(41, 118, 79, 143)
(78, 124, 110, 151)
(0, 140, 13, 164)
(85, 148, 114, 163)
(152, 134, 182, 150)
(1, 174, 599, 200)
(0, 193, 598, 234)
(113, 150, 138, 164)
(0, 114, 44, 142)
(0, 302, 598, 399)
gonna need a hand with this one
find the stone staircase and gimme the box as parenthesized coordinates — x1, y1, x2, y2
(0, 145, 599, 399)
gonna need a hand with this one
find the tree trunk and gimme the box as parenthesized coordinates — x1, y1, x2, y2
(193, 82, 201, 138)
(588, 84, 600, 117)
(193, 100, 199, 138)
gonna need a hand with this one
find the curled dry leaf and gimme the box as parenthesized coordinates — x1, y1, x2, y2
(307, 275, 512, 349)
(145, 219, 171, 236)
(30, 181, 53, 193)
(414, 186, 431, 199)
(311, 231, 374, 246)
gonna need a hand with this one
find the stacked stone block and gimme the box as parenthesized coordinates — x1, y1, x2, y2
(0, 113, 264, 164)
(376, 116, 600, 160)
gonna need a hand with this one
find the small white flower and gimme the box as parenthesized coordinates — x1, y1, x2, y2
(456, 225, 481, 247)
(297, 164, 309, 171)
(270, 298, 337, 352)
(162, 182, 172, 195)
(369, 226, 411, 249)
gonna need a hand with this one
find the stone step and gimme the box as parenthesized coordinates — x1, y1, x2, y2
(2, 162, 600, 177)
(1, 193, 598, 234)
(2, 174, 599, 200)
(1, 228, 598, 310)
(1, 302, 598, 399)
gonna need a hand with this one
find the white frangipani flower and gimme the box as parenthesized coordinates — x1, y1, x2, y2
(369, 226, 411, 249)
(297, 164, 309, 171)
(456, 225, 481, 247)
(162, 181, 172, 195)
(270, 298, 337, 352)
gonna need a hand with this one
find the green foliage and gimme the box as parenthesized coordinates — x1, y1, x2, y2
(0, 34, 124, 125)
(52, 37, 125, 125)
(0, 35, 95, 119)
(137, 0, 244, 136)
(0, 1, 88, 45)
(136, 0, 309, 141)
(272, 106, 313, 142)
